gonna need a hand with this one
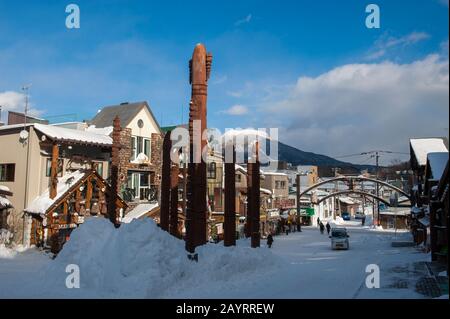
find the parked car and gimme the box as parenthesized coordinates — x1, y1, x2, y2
(355, 211, 365, 219)
(330, 227, 350, 250)
(341, 212, 351, 221)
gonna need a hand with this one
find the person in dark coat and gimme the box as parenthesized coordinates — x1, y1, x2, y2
(317, 217, 320, 226)
(362, 215, 366, 226)
(326, 222, 331, 235)
(319, 222, 325, 234)
(267, 234, 274, 248)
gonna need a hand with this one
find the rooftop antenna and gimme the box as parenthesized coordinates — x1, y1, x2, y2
(20, 84, 32, 141)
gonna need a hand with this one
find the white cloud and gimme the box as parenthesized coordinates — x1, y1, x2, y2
(262, 54, 449, 164)
(221, 104, 249, 115)
(211, 74, 228, 85)
(235, 14, 252, 26)
(366, 32, 430, 60)
(0, 91, 43, 122)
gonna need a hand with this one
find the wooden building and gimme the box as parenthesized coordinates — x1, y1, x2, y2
(25, 169, 127, 253)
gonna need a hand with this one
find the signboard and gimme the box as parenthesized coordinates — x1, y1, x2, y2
(52, 223, 78, 230)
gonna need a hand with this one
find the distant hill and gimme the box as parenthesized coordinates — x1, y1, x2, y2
(221, 129, 375, 174)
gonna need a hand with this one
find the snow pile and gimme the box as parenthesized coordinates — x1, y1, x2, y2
(0, 245, 17, 258)
(0, 195, 12, 208)
(35, 218, 282, 298)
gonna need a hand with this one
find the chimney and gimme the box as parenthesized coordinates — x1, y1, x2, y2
(108, 116, 121, 225)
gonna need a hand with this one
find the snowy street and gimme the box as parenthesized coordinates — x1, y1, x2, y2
(0, 218, 431, 299)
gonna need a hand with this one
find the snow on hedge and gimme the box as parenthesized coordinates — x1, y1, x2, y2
(34, 218, 282, 298)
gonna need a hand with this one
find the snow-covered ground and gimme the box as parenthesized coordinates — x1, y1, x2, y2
(0, 218, 436, 299)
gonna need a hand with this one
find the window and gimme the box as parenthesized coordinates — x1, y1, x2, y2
(236, 174, 241, 183)
(144, 138, 151, 158)
(0, 164, 15, 182)
(94, 162, 103, 177)
(131, 136, 151, 161)
(207, 162, 216, 179)
(137, 136, 143, 154)
(45, 159, 63, 177)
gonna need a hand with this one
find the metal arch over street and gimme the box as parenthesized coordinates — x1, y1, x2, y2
(299, 176, 411, 200)
(312, 190, 411, 207)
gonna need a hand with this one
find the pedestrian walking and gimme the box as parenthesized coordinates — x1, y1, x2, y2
(317, 217, 320, 226)
(267, 234, 274, 248)
(326, 222, 331, 235)
(362, 215, 366, 226)
(319, 222, 325, 234)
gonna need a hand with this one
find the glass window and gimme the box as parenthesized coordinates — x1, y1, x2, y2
(144, 138, 151, 158)
(130, 137, 137, 161)
(236, 174, 241, 183)
(137, 136, 143, 154)
(207, 162, 216, 179)
(45, 159, 63, 177)
(0, 164, 15, 182)
(94, 162, 103, 177)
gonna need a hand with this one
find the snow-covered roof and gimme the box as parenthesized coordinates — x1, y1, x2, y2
(25, 170, 86, 214)
(261, 171, 288, 177)
(34, 123, 112, 146)
(122, 203, 159, 223)
(410, 138, 448, 166)
(260, 188, 272, 195)
(85, 125, 113, 136)
(427, 152, 449, 181)
(339, 196, 359, 205)
(379, 210, 410, 216)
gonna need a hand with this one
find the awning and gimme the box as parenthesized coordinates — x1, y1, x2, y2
(418, 216, 430, 227)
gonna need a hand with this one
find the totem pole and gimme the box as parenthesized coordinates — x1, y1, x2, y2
(185, 44, 212, 254)
(160, 131, 172, 232)
(170, 162, 180, 238)
(224, 143, 236, 246)
(248, 142, 260, 248)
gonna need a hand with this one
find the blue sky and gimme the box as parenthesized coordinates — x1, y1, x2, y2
(0, 0, 448, 164)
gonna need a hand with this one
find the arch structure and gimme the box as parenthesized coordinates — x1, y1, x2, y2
(300, 176, 411, 207)
(312, 190, 410, 208)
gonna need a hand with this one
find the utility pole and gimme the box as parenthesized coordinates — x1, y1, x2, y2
(296, 174, 302, 232)
(375, 151, 380, 226)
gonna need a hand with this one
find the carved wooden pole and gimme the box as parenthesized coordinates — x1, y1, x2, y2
(160, 131, 172, 232)
(186, 44, 212, 254)
(224, 143, 236, 246)
(245, 164, 253, 238)
(50, 143, 59, 199)
(170, 162, 180, 238)
(250, 142, 260, 248)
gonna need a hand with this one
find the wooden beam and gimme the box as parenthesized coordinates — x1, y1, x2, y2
(86, 177, 92, 213)
(50, 143, 59, 199)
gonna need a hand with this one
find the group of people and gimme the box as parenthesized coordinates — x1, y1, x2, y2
(266, 216, 303, 248)
(317, 217, 331, 235)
